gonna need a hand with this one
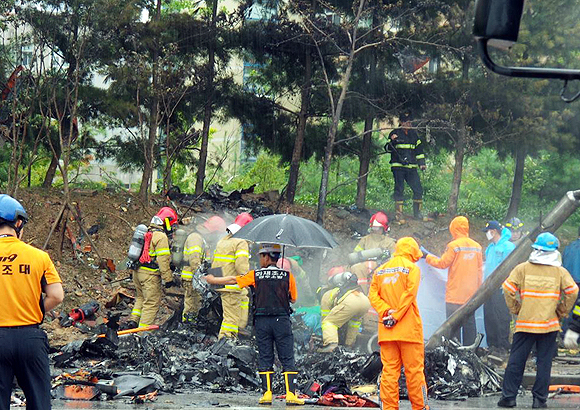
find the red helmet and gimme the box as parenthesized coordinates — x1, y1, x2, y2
(327, 266, 346, 278)
(152, 207, 179, 228)
(370, 212, 388, 231)
(227, 212, 253, 234)
(203, 216, 227, 233)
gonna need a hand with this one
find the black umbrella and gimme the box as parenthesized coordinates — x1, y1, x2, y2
(231, 214, 339, 249)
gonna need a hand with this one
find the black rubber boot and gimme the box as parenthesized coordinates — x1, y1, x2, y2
(497, 397, 516, 408)
(413, 200, 426, 221)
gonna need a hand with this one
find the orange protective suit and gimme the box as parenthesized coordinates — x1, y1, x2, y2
(425, 216, 483, 304)
(369, 237, 428, 410)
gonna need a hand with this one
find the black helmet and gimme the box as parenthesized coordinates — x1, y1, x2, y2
(505, 217, 524, 231)
(399, 112, 412, 122)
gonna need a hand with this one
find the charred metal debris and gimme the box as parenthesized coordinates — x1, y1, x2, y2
(167, 184, 274, 216)
(50, 314, 501, 402)
(422, 338, 502, 400)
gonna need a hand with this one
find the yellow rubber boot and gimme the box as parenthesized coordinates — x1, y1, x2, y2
(258, 371, 273, 405)
(395, 201, 406, 224)
(284, 372, 304, 406)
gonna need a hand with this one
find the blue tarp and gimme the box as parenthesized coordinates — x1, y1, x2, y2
(416, 259, 487, 346)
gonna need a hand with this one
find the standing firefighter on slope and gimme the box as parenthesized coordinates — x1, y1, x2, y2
(499, 233, 578, 409)
(130, 207, 178, 328)
(369, 237, 429, 410)
(205, 244, 304, 406)
(318, 271, 371, 352)
(385, 113, 427, 222)
(211, 212, 253, 338)
(350, 212, 396, 293)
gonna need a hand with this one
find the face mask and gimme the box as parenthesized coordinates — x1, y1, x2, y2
(486, 231, 494, 241)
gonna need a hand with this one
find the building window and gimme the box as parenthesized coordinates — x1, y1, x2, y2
(21, 45, 33, 67)
(245, 0, 277, 21)
(323, 11, 340, 25)
(243, 60, 266, 94)
(240, 123, 257, 163)
(428, 56, 440, 74)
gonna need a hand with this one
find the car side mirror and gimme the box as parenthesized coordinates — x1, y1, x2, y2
(473, 0, 524, 50)
(473, 0, 580, 99)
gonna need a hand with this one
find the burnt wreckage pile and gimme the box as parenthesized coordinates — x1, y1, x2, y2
(423, 339, 502, 400)
(51, 319, 501, 401)
(168, 184, 274, 216)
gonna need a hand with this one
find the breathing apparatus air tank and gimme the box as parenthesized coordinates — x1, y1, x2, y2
(347, 247, 385, 265)
(171, 228, 188, 268)
(127, 224, 148, 262)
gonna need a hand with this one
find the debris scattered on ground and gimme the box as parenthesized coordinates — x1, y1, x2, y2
(49, 289, 502, 404)
(423, 338, 502, 400)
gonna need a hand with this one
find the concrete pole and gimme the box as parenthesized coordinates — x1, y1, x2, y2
(425, 190, 580, 351)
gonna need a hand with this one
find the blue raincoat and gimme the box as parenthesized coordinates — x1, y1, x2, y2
(563, 238, 580, 283)
(484, 227, 516, 280)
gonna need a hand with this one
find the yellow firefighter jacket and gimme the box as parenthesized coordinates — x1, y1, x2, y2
(138, 228, 172, 282)
(181, 232, 205, 281)
(503, 260, 579, 333)
(211, 234, 250, 292)
(354, 233, 396, 254)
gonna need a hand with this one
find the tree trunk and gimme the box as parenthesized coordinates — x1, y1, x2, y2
(355, 11, 378, 210)
(138, 0, 162, 205)
(163, 124, 172, 193)
(163, 164, 172, 193)
(43, 151, 60, 188)
(286, 46, 312, 203)
(139, 99, 159, 204)
(506, 143, 526, 220)
(195, 0, 218, 195)
(356, 116, 373, 208)
(462, 55, 470, 80)
(447, 122, 466, 215)
(316, 0, 364, 224)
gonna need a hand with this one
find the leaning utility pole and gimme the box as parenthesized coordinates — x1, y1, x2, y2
(426, 190, 580, 350)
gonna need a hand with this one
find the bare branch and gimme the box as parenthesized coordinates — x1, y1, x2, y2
(327, 170, 370, 196)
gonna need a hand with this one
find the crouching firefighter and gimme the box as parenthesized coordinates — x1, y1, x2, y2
(205, 244, 303, 406)
(318, 271, 371, 353)
(129, 207, 178, 328)
(369, 237, 430, 410)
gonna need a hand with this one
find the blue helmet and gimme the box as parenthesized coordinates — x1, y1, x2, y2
(532, 232, 559, 251)
(0, 194, 28, 224)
